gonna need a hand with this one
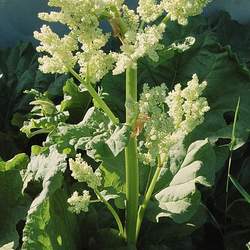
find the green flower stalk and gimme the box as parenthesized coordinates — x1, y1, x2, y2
(125, 64, 139, 245)
(68, 154, 124, 236)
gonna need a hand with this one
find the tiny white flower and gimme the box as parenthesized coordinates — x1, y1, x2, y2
(161, 0, 212, 25)
(68, 190, 91, 214)
(139, 74, 209, 166)
(113, 23, 166, 75)
(34, 25, 77, 74)
(69, 154, 102, 189)
(137, 0, 163, 23)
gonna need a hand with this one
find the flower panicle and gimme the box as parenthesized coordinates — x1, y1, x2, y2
(138, 74, 210, 166)
(67, 190, 91, 214)
(69, 154, 102, 190)
(34, 0, 212, 80)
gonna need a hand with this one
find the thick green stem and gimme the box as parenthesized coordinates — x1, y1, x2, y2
(136, 165, 161, 240)
(125, 64, 139, 246)
(68, 68, 119, 124)
(95, 189, 124, 237)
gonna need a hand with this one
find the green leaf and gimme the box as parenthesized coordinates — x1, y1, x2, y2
(154, 139, 215, 223)
(0, 42, 68, 160)
(21, 147, 82, 249)
(100, 153, 126, 194)
(46, 107, 130, 158)
(0, 153, 29, 171)
(101, 73, 126, 120)
(208, 11, 250, 68)
(46, 74, 68, 98)
(22, 147, 67, 197)
(60, 78, 91, 123)
(106, 124, 130, 157)
(229, 175, 250, 203)
(22, 189, 81, 250)
(46, 107, 129, 196)
(0, 155, 30, 249)
(143, 204, 208, 246)
(20, 90, 69, 138)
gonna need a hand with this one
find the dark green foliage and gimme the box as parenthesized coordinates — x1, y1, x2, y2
(0, 43, 67, 160)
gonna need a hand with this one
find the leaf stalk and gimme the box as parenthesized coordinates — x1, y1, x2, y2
(125, 64, 139, 246)
(136, 161, 162, 240)
(68, 68, 119, 124)
(95, 189, 124, 237)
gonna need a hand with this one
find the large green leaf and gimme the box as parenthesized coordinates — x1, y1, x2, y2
(22, 147, 67, 209)
(153, 139, 215, 223)
(0, 154, 30, 249)
(141, 204, 207, 247)
(45, 108, 130, 197)
(60, 78, 91, 123)
(21, 147, 82, 249)
(100, 153, 126, 194)
(22, 189, 80, 250)
(46, 107, 130, 158)
(46, 108, 130, 198)
(100, 73, 126, 121)
(208, 11, 250, 68)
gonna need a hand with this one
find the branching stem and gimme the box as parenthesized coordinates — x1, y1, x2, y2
(136, 161, 162, 241)
(95, 189, 124, 237)
(68, 68, 119, 124)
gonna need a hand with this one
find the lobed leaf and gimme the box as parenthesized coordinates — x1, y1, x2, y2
(46, 107, 130, 159)
(21, 147, 82, 249)
(153, 139, 215, 223)
(0, 154, 30, 249)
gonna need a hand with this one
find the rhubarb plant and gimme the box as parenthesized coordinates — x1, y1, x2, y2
(20, 0, 216, 248)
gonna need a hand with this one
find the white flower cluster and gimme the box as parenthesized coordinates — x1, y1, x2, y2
(34, 0, 211, 80)
(139, 84, 174, 166)
(137, 0, 211, 25)
(69, 154, 102, 190)
(34, 25, 77, 74)
(113, 23, 166, 75)
(35, 0, 117, 82)
(67, 190, 91, 214)
(137, 0, 163, 23)
(161, 0, 212, 25)
(166, 74, 210, 132)
(77, 50, 114, 84)
(138, 74, 209, 166)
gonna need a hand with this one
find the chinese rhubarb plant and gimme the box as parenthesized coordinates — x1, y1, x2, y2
(20, 0, 216, 248)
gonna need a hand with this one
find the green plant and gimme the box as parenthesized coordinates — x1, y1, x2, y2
(22, 0, 214, 248)
(0, 42, 68, 160)
(5, 3, 250, 250)
(2, 8, 250, 250)
(229, 175, 250, 203)
(226, 98, 250, 204)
